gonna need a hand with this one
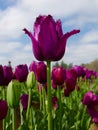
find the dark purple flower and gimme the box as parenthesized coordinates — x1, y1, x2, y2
(64, 88, 70, 97)
(51, 67, 66, 85)
(64, 77, 76, 96)
(20, 94, 28, 110)
(73, 65, 86, 78)
(85, 70, 95, 80)
(14, 64, 28, 82)
(29, 61, 47, 84)
(52, 96, 58, 109)
(0, 100, 8, 120)
(66, 68, 78, 80)
(52, 80, 57, 90)
(23, 15, 80, 61)
(3, 66, 14, 86)
(82, 91, 98, 123)
(0, 65, 4, 86)
(0, 65, 14, 86)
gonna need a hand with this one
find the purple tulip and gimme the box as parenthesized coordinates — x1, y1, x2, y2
(66, 68, 78, 80)
(14, 64, 28, 82)
(23, 15, 80, 61)
(85, 70, 95, 80)
(3, 66, 14, 86)
(0, 65, 4, 86)
(64, 77, 76, 96)
(51, 67, 66, 85)
(0, 100, 8, 120)
(20, 94, 28, 110)
(73, 65, 86, 78)
(52, 96, 58, 109)
(82, 91, 98, 123)
(52, 80, 57, 90)
(0, 65, 14, 86)
(29, 61, 47, 84)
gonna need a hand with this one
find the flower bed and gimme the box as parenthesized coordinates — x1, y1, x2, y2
(0, 14, 98, 130)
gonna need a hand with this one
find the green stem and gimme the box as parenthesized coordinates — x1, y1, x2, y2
(30, 108, 33, 130)
(47, 61, 52, 130)
(81, 106, 86, 128)
(2, 87, 6, 130)
(26, 88, 32, 121)
(42, 85, 46, 114)
(57, 86, 62, 130)
(20, 102, 24, 125)
(12, 108, 16, 130)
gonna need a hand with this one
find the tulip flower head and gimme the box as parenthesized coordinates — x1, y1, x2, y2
(23, 15, 80, 61)
(0, 100, 8, 120)
(51, 67, 66, 86)
(52, 96, 58, 109)
(0, 65, 14, 86)
(20, 94, 28, 110)
(66, 68, 78, 80)
(29, 61, 47, 84)
(0, 65, 4, 86)
(64, 77, 76, 96)
(82, 91, 98, 123)
(14, 64, 28, 82)
(3, 66, 14, 86)
(73, 65, 86, 78)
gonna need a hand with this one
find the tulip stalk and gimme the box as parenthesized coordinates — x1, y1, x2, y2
(57, 86, 62, 130)
(2, 87, 6, 130)
(42, 85, 46, 114)
(26, 88, 32, 121)
(47, 61, 52, 130)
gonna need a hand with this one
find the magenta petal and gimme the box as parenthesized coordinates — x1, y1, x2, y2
(87, 105, 98, 119)
(56, 20, 63, 38)
(55, 35, 67, 60)
(55, 29, 80, 60)
(23, 28, 44, 61)
(23, 28, 31, 37)
(38, 16, 59, 59)
(64, 29, 80, 39)
(82, 91, 94, 105)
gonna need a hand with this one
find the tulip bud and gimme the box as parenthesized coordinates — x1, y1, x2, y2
(20, 94, 28, 110)
(0, 99, 8, 120)
(7, 80, 21, 108)
(26, 72, 36, 89)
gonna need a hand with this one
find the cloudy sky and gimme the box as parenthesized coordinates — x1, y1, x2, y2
(0, 0, 98, 68)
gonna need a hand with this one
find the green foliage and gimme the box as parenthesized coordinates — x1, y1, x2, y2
(53, 60, 73, 68)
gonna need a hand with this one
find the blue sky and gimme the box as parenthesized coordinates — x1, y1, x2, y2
(0, 0, 98, 68)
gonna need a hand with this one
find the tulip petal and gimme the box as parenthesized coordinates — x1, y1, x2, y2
(56, 29, 80, 60)
(23, 28, 44, 61)
(64, 29, 80, 39)
(56, 20, 63, 38)
(38, 15, 59, 59)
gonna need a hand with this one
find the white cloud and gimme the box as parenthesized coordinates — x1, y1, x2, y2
(63, 42, 98, 65)
(0, 42, 22, 53)
(81, 30, 98, 43)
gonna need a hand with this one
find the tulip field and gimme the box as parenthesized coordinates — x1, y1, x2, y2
(0, 15, 98, 130)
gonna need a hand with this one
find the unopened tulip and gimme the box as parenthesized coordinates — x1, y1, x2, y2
(29, 61, 47, 84)
(7, 80, 21, 108)
(14, 64, 28, 82)
(0, 100, 8, 120)
(51, 67, 66, 85)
